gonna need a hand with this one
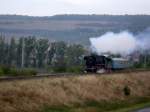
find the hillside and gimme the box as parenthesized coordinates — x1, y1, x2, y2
(0, 71, 150, 112)
(0, 15, 150, 45)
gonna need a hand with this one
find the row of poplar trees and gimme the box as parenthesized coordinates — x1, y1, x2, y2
(0, 36, 86, 72)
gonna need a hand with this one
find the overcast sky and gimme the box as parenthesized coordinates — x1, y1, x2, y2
(0, 0, 150, 16)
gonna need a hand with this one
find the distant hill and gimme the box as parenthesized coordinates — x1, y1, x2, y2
(0, 14, 150, 45)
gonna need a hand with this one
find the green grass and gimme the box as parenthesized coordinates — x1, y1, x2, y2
(0, 66, 37, 76)
(42, 106, 73, 112)
(42, 97, 150, 112)
(110, 102, 150, 112)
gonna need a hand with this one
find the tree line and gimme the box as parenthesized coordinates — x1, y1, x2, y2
(0, 35, 149, 74)
(0, 36, 86, 73)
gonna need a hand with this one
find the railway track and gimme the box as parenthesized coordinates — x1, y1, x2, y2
(0, 69, 150, 82)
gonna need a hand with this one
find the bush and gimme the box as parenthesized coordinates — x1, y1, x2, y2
(28, 69, 37, 75)
(9, 68, 18, 76)
(0, 65, 11, 74)
(123, 86, 131, 96)
(9, 68, 37, 76)
(48, 66, 83, 73)
(66, 66, 83, 73)
(0, 68, 4, 76)
(0, 66, 37, 77)
(52, 67, 67, 73)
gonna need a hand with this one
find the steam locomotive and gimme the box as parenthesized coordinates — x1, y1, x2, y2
(84, 54, 133, 73)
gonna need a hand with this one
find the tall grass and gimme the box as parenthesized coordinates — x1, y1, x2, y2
(0, 71, 150, 112)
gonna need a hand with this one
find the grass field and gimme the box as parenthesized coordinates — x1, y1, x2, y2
(0, 71, 150, 112)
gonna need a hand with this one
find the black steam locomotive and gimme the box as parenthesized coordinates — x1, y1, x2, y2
(84, 55, 132, 73)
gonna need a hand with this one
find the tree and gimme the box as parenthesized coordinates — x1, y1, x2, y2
(8, 37, 17, 66)
(47, 42, 56, 66)
(51, 42, 67, 72)
(36, 39, 49, 68)
(24, 37, 36, 67)
(65, 44, 85, 66)
(16, 38, 23, 67)
(0, 36, 5, 65)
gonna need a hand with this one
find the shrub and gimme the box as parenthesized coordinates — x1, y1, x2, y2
(1, 67, 38, 76)
(51, 66, 67, 73)
(13, 68, 37, 76)
(123, 86, 131, 96)
(9, 68, 18, 76)
(66, 66, 83, 73)
(0, 65, 11, 74)
(48, 66, 83, 73)
(0, 68, 4, 76)
(28, 69, 37, 75)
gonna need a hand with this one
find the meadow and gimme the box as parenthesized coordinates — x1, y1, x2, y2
(0, 71, 150, 112)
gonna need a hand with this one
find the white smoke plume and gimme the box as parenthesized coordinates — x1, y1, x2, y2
(90, 29, 150, 55)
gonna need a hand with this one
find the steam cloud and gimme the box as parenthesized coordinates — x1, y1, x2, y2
(90, 29, 150, 55)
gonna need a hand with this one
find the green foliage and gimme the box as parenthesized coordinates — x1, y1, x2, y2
(66, 66, 84, 73)
(0, 36, 86, 73)
(123, 86, 131, 96)
(0, 65, 11, 74)
(47, 66, 84, 73)
(9, 68, 37, 76)
(0, 68, 4, 76)
(133, 53, 150, 69)
(42, 97, 150, 112)
(8, 38, 17, 66)
(0, 66, 37, 76)
(36, 39, 49, 67)
(24, 37, 37, 67)
(43, 106, 72, 112)
(51, 67, 67, 73)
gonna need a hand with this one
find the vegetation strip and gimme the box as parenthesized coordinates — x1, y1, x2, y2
(0, 69, 150, 82)
(42, 98, 150, 112)
(109, 102, 150, 112)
